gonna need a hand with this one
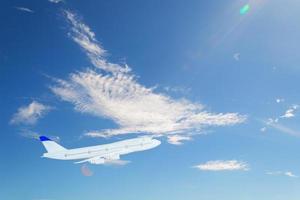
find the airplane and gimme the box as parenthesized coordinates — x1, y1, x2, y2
(39, 135, 161, 165)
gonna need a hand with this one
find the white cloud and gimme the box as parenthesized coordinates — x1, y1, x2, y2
(19, 129, 61, 143)
(18, 129, 60, 142)
(262, 104, 300, 136)
(264, 117, 300, 137)
(51, 10, 246, 140)
(64, 11, 130, 74)
(48, 0, 63, 3)
(19, 129, 40, 139)
(167, 135, 191, 145)
(10, 101, 51, 125)
(276, 98, 284, 103)
(281, 105, 298, 119)
(267, 122, 300, 137)
(285, 171, 298, 178)
(266, 118, 279, 124)
(15, 7, 34, 13)
(266, 171, 298, 178)
(51, 70, 245, 138)
(193, 160, 249, 171)
(262, 103, 299, 135)
(260, 127, 267, 132)
(281, 109, 294, 118)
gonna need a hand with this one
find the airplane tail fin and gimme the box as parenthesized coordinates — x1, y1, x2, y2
(39, 136, 67, 153)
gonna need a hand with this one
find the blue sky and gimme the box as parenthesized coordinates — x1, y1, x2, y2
(1, 0, 300, 199)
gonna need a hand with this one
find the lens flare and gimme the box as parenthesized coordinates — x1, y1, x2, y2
(240, 4, 250, 15)
(81, 164, 93, 176)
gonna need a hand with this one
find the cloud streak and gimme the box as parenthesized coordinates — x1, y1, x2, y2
(10, 101, 51, 125)
(266, 171, 298, 178)
(15, 7, 34, 13)
(281, 105, 298, 119)
(262, 104, 300, 136)
(193, 160, 249, 171)
(266, 121, 300, 137)
(50, 10, 246, 140)
(64, 11, 129, 74)
(48, 0, 63, 3)
(167, 135, 192, 145)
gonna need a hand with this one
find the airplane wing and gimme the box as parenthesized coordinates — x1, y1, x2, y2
(75, 154, 123, 165)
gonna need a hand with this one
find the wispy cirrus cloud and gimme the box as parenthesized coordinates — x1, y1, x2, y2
(193, 160, 249, 171)
(50, 10, 246, 141)
(266, 171, 298, 178)
(10, 101, 51, 125)
(18, 129, 60, 142)
(19, 129, 40, 139)
(263, 104, 300, 136)
(265, 121, 300, 137)
(64, 11, 130, 74)
(262, 103, 299, 135)
(15, 7, 34, 13)
(281, 105, 298, 119)
(167, 135, 192, 145)
(48, 0, 64, 3)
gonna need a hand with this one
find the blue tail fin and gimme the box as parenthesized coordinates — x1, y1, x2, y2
(39, 136, 67, 153)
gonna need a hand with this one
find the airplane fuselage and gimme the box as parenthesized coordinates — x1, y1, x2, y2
(42, 137, 161, 161)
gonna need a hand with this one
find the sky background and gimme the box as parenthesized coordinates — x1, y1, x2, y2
(1, 0, 300, 199)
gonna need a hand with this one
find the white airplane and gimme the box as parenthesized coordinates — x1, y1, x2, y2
(39, 136, 161, 164)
